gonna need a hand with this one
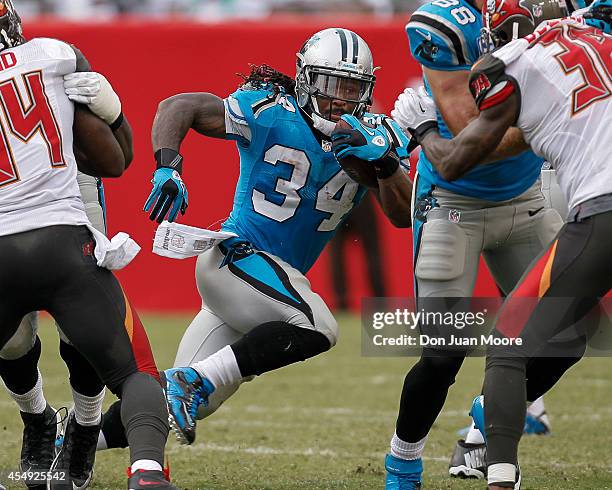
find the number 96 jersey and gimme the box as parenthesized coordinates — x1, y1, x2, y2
(221, 86, 368, 274)
(0, 38, 87, 237)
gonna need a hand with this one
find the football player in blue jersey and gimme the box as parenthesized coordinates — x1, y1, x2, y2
(141, 28, 414, 445)
(379, 0, 585, 487)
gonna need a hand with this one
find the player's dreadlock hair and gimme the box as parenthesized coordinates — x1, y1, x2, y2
(238, 64, 296, 95)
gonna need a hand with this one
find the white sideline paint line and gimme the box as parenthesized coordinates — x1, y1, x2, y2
(168, 443, 610, 469)
(235, 405, 612, 421)
(167, 442, 448, 462)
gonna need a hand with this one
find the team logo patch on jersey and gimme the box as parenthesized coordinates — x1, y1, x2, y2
(82, 240, 94, 257)
(449, 209, 461, 223)
(372, 135, 387, 147)
(470, 73, 492, 100)
(415, 40, 439, 62)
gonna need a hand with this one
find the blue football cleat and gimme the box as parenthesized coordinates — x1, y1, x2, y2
(464, 396, 552, 436)
(469, 395, 522, 489)
(162, 367, 215, 445)
(524, 412, 551, 435)
(470, 395, 486, 442)
(385, 453, 422, 489)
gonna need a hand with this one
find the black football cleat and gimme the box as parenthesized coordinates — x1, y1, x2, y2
(49, 412, 100, 489)
(127, 469, 178, 490)
(20, 404, 63, 489)
(448, 439, 486, 479)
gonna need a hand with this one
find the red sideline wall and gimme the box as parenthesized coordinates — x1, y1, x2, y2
(25, 18, 499, 311)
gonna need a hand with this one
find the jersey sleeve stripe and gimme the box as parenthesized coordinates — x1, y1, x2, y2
(382, 118, 402, 147)
(410, 12, 471, 65)
(225, 96, 246, 121)
(251, 97, 277, 118)
(479, 82, 515, 110)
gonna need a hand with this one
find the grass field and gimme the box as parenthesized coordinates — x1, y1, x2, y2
(1, 313, 611, 489)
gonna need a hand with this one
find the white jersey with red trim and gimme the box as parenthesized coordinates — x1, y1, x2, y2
(477, 19, 612, 212)
(0, 37, 88, 237)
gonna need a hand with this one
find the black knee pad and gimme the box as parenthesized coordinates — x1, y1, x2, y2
(416, 352, 464, 388)
(0, 335, 41, 394)
(232, 322, 331, 378)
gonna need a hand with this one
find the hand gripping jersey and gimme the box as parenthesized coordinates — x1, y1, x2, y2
(0, 38, 87, 236)
(406, 0, 544, 200)
(221, 85, 371, 274)
(469, 18, 612, 212)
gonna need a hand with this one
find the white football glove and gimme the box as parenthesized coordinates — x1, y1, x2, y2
(64, 72, 122, 125)
(391, 86, 438, 142)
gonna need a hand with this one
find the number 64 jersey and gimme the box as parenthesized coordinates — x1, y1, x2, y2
(0, 38, 87, 237)
(470, 19, 612, 213)
(221, 85, 369, 274)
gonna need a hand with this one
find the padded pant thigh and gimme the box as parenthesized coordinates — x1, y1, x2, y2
(540, 168, 569, 220)
(486, 207, 563, 295)
(0, 312, 38, 360)
(195, 247, 338, 345)
(415, 218, 478, 297)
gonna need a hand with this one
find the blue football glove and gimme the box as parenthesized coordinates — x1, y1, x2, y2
(143, 149, 188, 223)
(331, 114, 392, 162)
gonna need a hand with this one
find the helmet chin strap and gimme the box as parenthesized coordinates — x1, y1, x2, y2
(312, 113, 337, 137)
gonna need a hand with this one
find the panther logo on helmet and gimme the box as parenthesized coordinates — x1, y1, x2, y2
(295, 28, 377, 136)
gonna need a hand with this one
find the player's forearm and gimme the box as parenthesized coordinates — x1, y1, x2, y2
(73, 105, 126, 177)
(152, 96, 198, 152)
(111, 116, 133, 169)
(420, 127, 500, 181)
(377, 168, 413, 228)
(484, 127, 529, 162)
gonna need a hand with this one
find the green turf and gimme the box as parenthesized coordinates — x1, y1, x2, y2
(1, 313, 611, 489)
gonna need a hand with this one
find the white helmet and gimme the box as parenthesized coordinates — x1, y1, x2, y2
(296, 28, 377, 135)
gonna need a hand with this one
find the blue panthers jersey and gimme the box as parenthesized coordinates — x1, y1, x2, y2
(221, 86, 369, 274)
(407, 0, 544, 201)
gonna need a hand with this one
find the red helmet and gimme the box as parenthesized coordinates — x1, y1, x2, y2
(481, 0, 569, 49)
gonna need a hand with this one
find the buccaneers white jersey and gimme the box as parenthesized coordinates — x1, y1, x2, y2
(478, 19, 612, 212)
(0, 37, 88, 237)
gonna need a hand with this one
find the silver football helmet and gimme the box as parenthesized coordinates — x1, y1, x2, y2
(296, 28, 377, 135)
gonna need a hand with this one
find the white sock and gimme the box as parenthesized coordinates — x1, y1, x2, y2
(390, 432, 427, 460)
(526, 396, 545, 417)
(72, 387, 104, 426)
(488, 463, 516, 485)
(131, 459, 162, 472)
(465, 421, 485, 445)
(96, 430, 108, 451)
(6, 368, 46, 414)
(192, 345, 243, 389)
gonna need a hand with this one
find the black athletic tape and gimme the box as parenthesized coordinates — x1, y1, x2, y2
(109, 112, 124, 131)
(154, 148, 184, 174)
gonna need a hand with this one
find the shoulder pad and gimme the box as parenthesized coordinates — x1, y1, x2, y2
(469, 53, 517, 110)
(229, 88, 296, 121)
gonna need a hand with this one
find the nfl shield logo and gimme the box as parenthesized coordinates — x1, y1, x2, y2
(321, 140, 332, 152)
(449, 209, 461, 223)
